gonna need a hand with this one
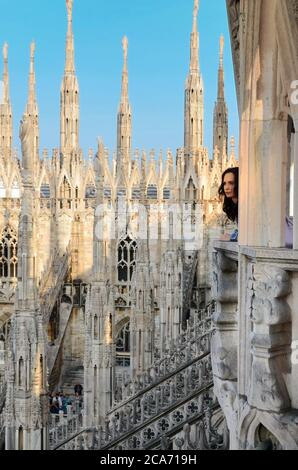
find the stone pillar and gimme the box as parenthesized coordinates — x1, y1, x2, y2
(211, 243, 238, 449)
(238, 0, 288, 248)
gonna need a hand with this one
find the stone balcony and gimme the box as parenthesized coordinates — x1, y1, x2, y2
(212, 240, 298, 450)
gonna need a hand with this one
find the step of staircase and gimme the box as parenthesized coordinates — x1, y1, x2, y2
(60, 365, 84, 395)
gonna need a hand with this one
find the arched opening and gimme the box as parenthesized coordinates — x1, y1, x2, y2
(18, 426, 23, 451)
(185, 177, 197, 201)
(94, 315, 99, 340)
(116, 321, 130, 370)
(0, 179, 6, 198)
(254, 424, 282, 450)
(11, 179, 20, 198)
(48, 304, 59, 344)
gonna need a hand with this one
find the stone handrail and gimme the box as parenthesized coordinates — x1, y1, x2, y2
(114, 304, 214, 407)
(50, 303, 215, 450)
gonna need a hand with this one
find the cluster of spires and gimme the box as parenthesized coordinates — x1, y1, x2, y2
(0, 0, 231, 173)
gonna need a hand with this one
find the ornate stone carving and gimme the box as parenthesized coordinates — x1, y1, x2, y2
(251, 265, 291, 325)
(226, 0, 241, 97)
(248, 265, 291, 412)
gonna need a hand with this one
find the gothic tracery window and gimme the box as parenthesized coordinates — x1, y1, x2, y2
(185, 178, 197, 200)
(117, 236, 137, 283)
(116, 322, 130, 353)
(0, 226, 18, 278)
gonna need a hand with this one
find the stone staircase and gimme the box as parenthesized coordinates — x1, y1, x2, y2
(40, 246, 71, 324)
(49, 302, 223, 451)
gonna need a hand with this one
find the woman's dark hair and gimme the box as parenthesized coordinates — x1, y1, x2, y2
(218, 167, 239, 223)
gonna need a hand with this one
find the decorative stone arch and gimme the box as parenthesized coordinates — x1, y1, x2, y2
(115, 320, 130, 351)
(239, 407, 298, 450)
(115, 318, 131, 370)
(185, 176, 197, 201)
(114, 316, 130, 338)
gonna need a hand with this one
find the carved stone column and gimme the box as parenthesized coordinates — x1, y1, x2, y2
(248, 264, 291, 412)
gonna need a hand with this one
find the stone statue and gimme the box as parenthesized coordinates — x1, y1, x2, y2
(19, 114, 33, 171)
(220, 35, 224, 64)
(194, 0, 199, 19)
(66, 0, 73, 18)
(30, 41, 35, 61)
(122, 36, 128, 63)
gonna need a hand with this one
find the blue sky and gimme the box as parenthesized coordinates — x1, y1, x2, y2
(0, 0, 238, 158)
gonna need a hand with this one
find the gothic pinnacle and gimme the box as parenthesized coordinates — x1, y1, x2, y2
(190, 0, 199, 73)
(193, 0, 199, 33)
(65, 0, 75, 74)
(27, 41, 37, 112)
(217, 35, 225, 100)
(220, 34, 224, 69)
(2, 42, 10, 104)
(121, 36, 129, 103)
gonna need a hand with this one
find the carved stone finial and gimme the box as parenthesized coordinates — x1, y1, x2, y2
(122, 36, 128, 62)
(192, 0, 199, 31)
(97, 136, 104, 159)
(66, 0, 73, 19)
(194, 0, 199, 19)
(220, 35, 224, 67)
(30, 41, 35, 60)
(3, 42, 8, 61)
